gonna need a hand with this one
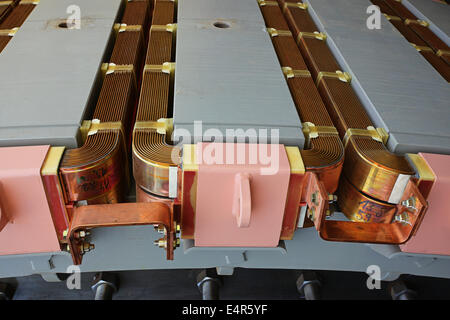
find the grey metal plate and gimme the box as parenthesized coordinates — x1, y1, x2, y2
(403, 0, 450, 45)
(305, 0, 450, 155)
(0, 0, 122, 148)
(173, 0, 304, 147)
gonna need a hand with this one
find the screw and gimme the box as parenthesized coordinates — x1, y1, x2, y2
(174, 238, 181, 247)
(402, 197, 417, 211)
(80, 242, 95, 254)
(62, 229, 69, 239)
(308, 207, 316, 220)
(328, 194, 338, 202)
(154, 238, 167, 248)
(311, 192, 318, 205)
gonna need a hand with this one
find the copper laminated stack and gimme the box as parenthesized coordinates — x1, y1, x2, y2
(258, 0, 344, 194)
(133, 0, 181, 200)
(60, 0, 150, 205)
(0, 0, 37, 53)
(371, 0, 450, 82)
(278, 0, 419, 226)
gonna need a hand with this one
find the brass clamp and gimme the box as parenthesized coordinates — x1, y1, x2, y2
(144, 62, 176, 75)
(302, 122, 339, 148)
(80, 119, 126, 146)
(150, 23, 177, 33)
(267, 28, 292, 37)
(410, 43, 433, 52)
(114, 23, 142, 33)
(134, 118, 174, 136)
(257, 0, 278, 6)
(282, 67, 311, 79)
(316, 70, 351, 86)
(383, 14, 402, 21)
(283, 2, 308, 10)
(0, 1, 13, 6)
(101, 63, 134, 75)
(297, 31, 327, 42)
(19, 0, 39, 4)
(0, 27, 18, 36)
(405, 19, 429, 27)
(343, 126, 389, 147)
(436, 49, 450, 57)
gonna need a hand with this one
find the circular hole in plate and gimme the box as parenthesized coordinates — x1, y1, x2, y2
(213, 21, 231, 29)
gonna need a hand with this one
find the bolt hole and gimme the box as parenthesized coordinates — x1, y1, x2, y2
(213, 21, 231, 29)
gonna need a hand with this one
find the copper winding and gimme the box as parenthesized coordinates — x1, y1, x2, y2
(0, 1, 36, 52)
(259, 4, 344, 195)
(371, 0, 450, 81)
(60, 0, 150, 204)
(133, 0, 180, 198)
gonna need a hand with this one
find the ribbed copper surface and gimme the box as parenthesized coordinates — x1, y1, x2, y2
(277, 0, 415, 208)
(152, 0, 175, 25)
(133, 0, 179, 197)
(0, 3, 34, 29)
(259, 1, 344, 194)
(60, 1, 149, 203)
(0, 35, 10, 52)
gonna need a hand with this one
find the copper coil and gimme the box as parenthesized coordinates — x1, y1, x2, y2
(0, 35, 10, 52)
(145, 29, 174, 65)
(389, 19, 428, 45)
(136, 70, 171, 121)
(110, 30, 145, 67)
(121, 0, 150, 27)
(60, 130, 129, 204)
(0, 3, 34, 29)
(296, 37, 342, 80)
(338, 176, 397, 224)
(260, 5, 289, 30)
(136, 184, 174, 206)
(441, 54, 450, 66)
(270, 35, 308, 70)
(60, 1, 149, 204)
(382, 0, 449, 51)
(280, 2, 318, 35)
(260, 2, 344, 194)
(420, 51, 450, 82)
(370, 0, 397, 16)
(152, 0, 175, 25)
(133, 129, 180, 196)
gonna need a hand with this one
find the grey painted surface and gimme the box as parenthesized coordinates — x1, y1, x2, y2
(305, 0, 450, 155)
(1, 226, 450, 280)
(173, 0, 304, 147)
(404, 0, 450, 45)
(0, 0, 122, 148)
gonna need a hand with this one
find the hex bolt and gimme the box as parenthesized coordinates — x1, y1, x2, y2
(154, 238, 167, 248)
(390, 280, 417, 300)
(296, 271, 321, 300)
(91, 272, 119, 300)
(197, 269, 222, 300)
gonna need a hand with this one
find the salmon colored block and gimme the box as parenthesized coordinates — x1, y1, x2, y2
(401, 153, 450, 255)
(194, 143, 291, 247)
(0, 145, 61, 255)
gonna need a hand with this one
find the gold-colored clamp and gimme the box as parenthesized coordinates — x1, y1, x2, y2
(144, 62, 176, 74)
(297, 31, 327, 42)
(150, 23, 177, 33)
(316, 70, 351, 86)
(101, 63, 134, 75)
(134, 118, 174, 136)
(405, 19, 429, 27)
(81, 119, 126, 149)
(283, 2, 308, 10)
(267, 28, 292, 37)
(383, 14, 402, 21)
(0, 1, 13, 6)
(257, 0, 278, 6)
(282, 67, 311, 79)
(436, 49, 450, 57)
(411, 43, 433, 52)
(114, 23, 142, 33)
(0, 27, 18, 36)
(343, 126, 389, 147)
(19, 0, 39, 4)
(302, 122, 339, 147)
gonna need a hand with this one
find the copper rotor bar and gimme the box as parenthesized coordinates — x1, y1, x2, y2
(67, 202, 175, 265)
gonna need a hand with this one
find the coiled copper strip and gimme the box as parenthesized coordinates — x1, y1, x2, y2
(371, 0, 450, 81)
(279, 0, 415, 205)
(133, 0, 179, 197)
(60, 1, 149, 204)
(0, 35, 10, 52)
(382, 0, 450, 53)
(0, 3, 34, 29)
(121, 0, 150, 27)
(260, 5, 344, 195)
